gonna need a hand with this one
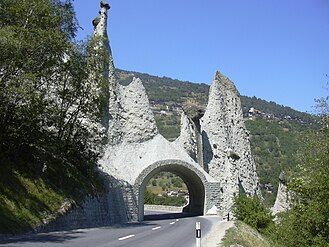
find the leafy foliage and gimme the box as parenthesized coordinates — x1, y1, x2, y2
(241, 96, 315, 123)
(224, 90, 329, 247)
(116, 69, 209, 105)
(144, 188, 187, 207)
(0, 0, 105, 233)
(233, 194, 274, 233)
(245, 118, 317, 206)
(269, 92, 329, 247)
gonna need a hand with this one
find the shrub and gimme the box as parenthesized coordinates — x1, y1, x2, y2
(233, 194, 274, 233)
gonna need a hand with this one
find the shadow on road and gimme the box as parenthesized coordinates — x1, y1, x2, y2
(0, 221, 159, 245)
(0, 212, 196, 245)
(144, 211, 197, 221)
(0, 230, 84, 245)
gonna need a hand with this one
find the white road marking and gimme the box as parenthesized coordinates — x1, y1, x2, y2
(169, 222, 175, 225)
(152, 226, 161, 231)
(118, 234, 135, 241)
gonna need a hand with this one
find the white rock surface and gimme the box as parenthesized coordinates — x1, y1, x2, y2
(100, 134, 216, 184)
(108, 77, 158, 145)
(272, 172, 291, 214)
(91, 1, 115, 130)
(206, 205, 219, 215)
(174, 112, 198, 161)
(272, 182, 290, 214)
(200, 71, 262, 212)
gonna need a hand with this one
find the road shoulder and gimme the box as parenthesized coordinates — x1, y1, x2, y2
(202, 220, 235, 247)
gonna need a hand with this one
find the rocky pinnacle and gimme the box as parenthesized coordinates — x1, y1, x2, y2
(200, 71, 262, 212)
(90, 1, 117, 135)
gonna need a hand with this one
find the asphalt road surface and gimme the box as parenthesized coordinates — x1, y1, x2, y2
(0, 211, 220, 247)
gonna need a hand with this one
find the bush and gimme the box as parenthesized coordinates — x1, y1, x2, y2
(233, 194, 274, 233)
(144, 188, 187, 206)
(144, 188, 156, 204)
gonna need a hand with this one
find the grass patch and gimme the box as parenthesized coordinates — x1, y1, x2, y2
(147, 186, 163, 195)
(0, 166, 64, 233)
(0, 155, 104, 234)
(222, 221, 271, 247)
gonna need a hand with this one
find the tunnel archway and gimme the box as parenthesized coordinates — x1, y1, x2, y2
(134, 160, 207, 221)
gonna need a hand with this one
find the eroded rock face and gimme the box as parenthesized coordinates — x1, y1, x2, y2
(108, 77, 158, 145)
(89, 1, 116, 132)
(199, 71, 262, 212)
(69, 1, 263, 225)
(175, 112, 198, 161)
(272, 172, 290, 214)
(92, 0, 115, 83)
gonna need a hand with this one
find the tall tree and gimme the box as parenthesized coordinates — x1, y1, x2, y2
(0, 0, 104, 191)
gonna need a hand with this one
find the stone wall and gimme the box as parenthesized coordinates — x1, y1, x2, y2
(144, 204, 184, 212)
(38, 175, 130, 232)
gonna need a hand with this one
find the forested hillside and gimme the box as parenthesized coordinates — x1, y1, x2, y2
(117, 69, 319, 205)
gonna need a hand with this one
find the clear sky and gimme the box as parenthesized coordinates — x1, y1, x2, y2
(73, 0, 329, 113)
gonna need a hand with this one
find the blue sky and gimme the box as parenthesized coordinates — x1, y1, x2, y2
(73, 0, 329, 113)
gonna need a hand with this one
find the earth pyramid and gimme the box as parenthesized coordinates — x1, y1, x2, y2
(46, 1, 262, 229)
(96, 1, 262, 221)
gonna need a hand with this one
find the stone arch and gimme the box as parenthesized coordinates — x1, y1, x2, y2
(134, 159, 208, 221)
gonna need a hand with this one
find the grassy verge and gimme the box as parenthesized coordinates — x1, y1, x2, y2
(221, 221, 271, 247)
(0, 157, 103, 234)
(0, 167, 63, 233)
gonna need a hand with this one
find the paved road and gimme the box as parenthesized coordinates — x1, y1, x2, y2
(0, 211, 220, 247)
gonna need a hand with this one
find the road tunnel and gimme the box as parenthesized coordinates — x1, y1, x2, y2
(135, 160, 207, 221)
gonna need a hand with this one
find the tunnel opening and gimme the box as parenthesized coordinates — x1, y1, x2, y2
(145, 172, 188, 207)
(137, 162, 206, 221)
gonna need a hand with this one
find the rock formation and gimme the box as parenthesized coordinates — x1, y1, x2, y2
(88, 0, 262, 216)
(199, 71, 262, 212)
(107, 77, 158, 144)
(174, 112, 198, 161)
(43, 1, 263, 230)
(91, 1, 115, 133)
(272, 172, 291, 214)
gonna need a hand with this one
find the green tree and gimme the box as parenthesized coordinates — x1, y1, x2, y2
(0, 0, 104, 169)
(272, 90, 329, 247)
(171, 177, 183, 188)
(0, 0, 104, 208)
(144, 188, 155, 204)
